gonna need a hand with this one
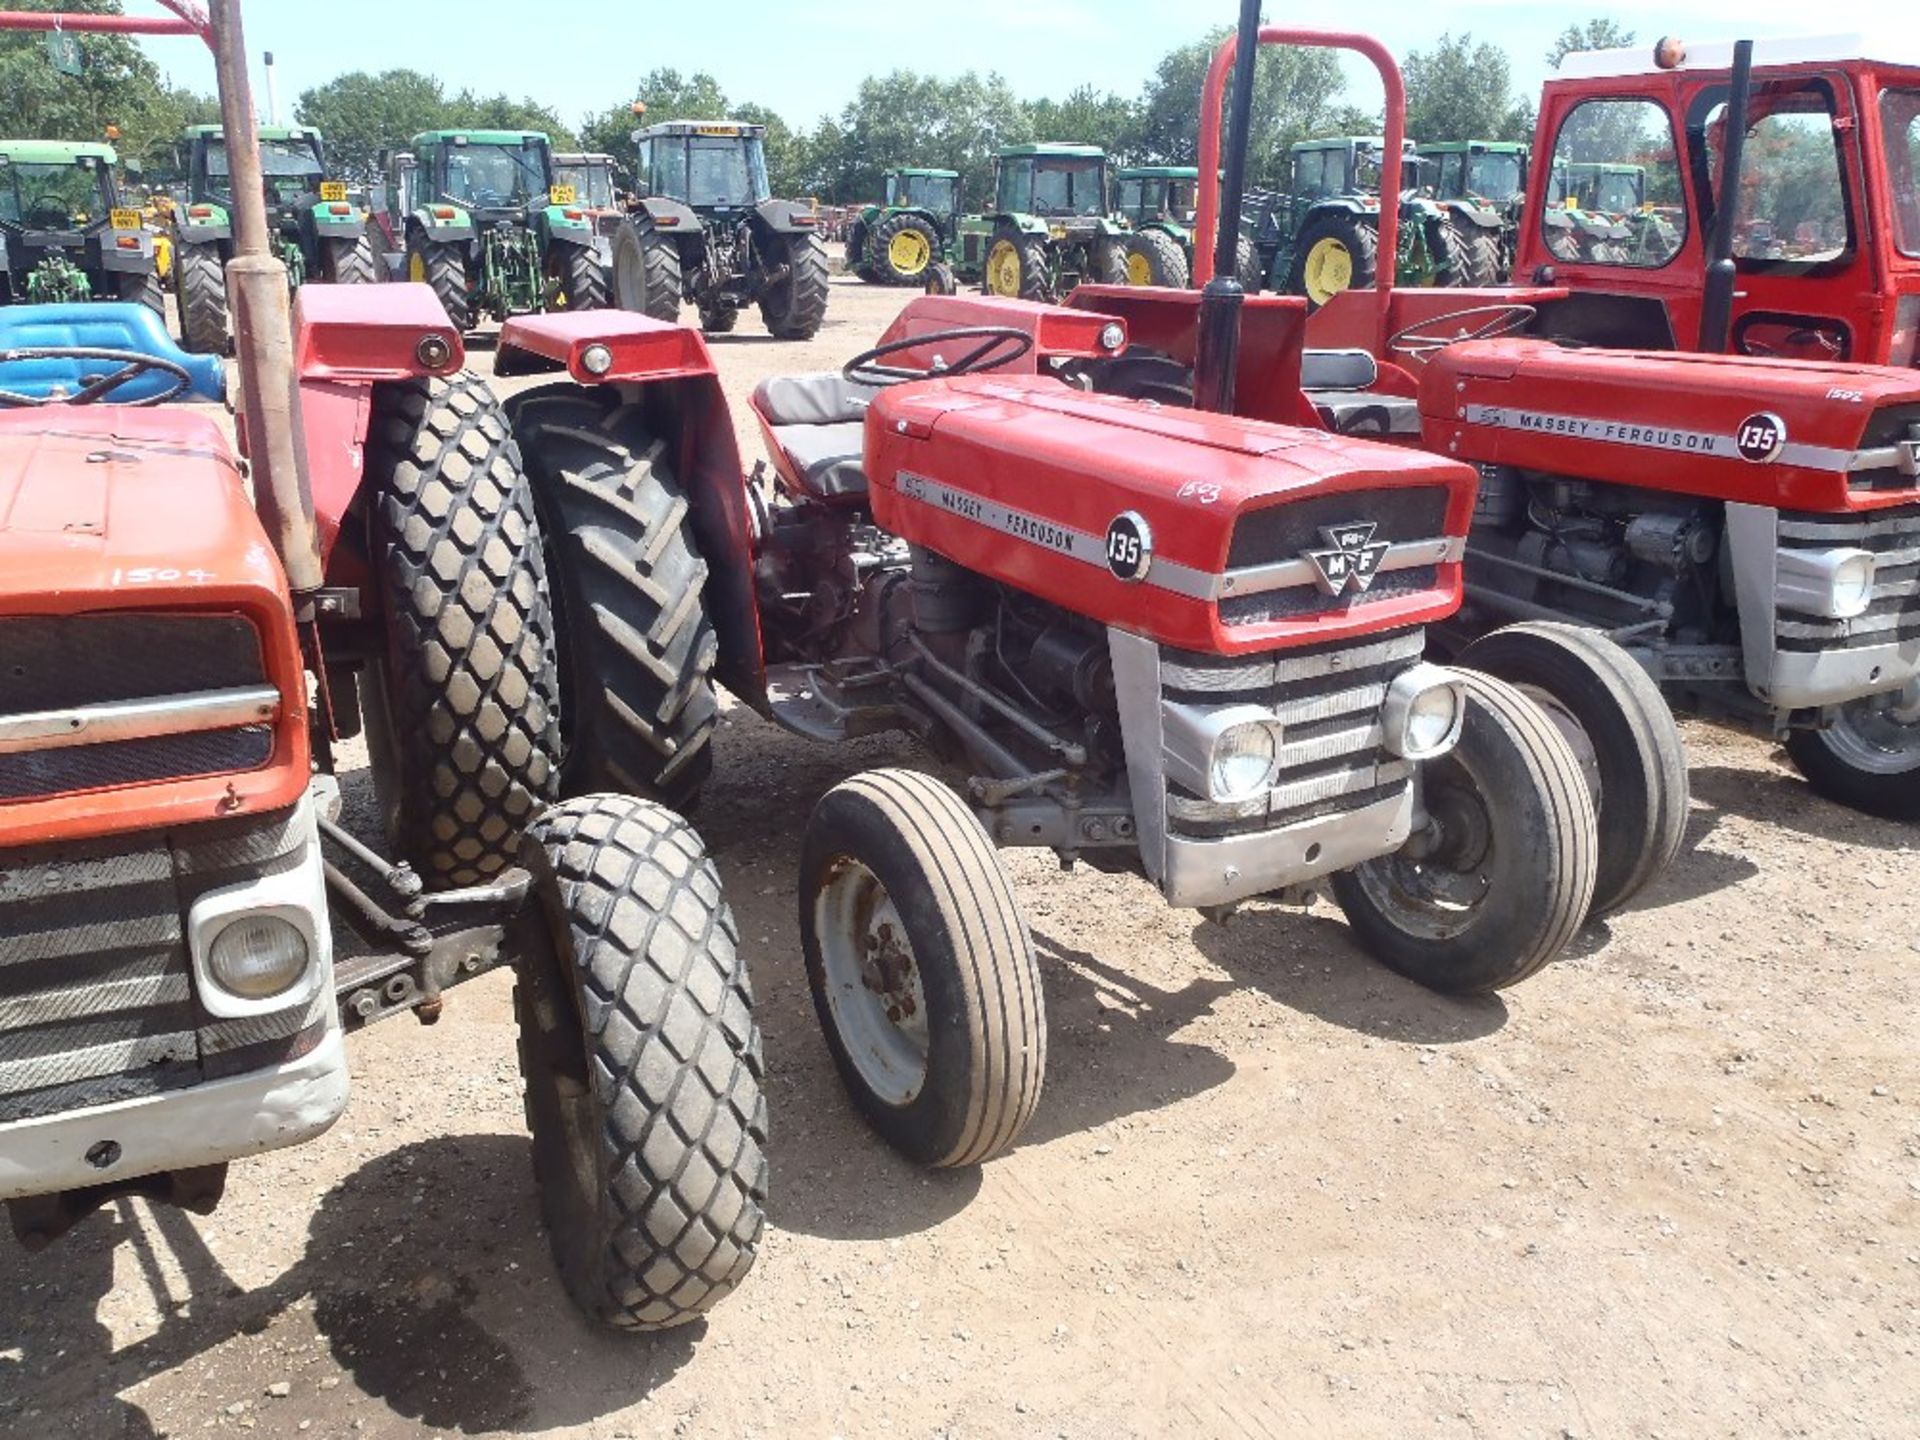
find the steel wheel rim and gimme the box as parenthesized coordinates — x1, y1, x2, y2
(1125, 249, 1154, 286)
(1305, 237, 1352, 305)
(986, 241, 1021, 296)
(889, 229, 930, 275)
(407, 250, 426, 283)
(815, 856, 930, 1106)
(1352, 757, 1494, 942)
(1817, 688, 1920, 776)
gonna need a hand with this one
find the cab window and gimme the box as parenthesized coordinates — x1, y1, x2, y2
(1543, 98, 1686, 267)
(1691, 80, 1855, 271)
(1883, 89, 1920, 257)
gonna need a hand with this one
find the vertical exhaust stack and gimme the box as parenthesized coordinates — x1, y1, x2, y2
(1697, 38, 1753, 355)
(1192, 0, 1263, 415)
(264, 49, 278, 126)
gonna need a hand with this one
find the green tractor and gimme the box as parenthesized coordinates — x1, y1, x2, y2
(551, 151, 620, 212)
(609, 120, 829, 339)
(847, 167, 959, 286)
(0, 140, 161, 315)
(950, 143, 1130, 301)
(170, 123, 373, 354)
(1111, 165, 1261, 290)
(1244, 136, 1497, 308)
(1546, 161, 1679, 267)
(1416, 139, 1528, 282)
(378, 128, 610, 332)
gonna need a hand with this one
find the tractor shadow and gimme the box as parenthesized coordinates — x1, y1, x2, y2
(1687, 762, 1916, 852)
(0, 1136, 697, 1437)
(1189, 904, 1510, 1045)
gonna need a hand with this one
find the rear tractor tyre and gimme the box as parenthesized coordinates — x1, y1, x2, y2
(324, 234, 376, 285)
(923, 261, 959, 296)
(510, 388, 719, 810)
(610, 220, 682, 323)
(407, 230, 472, 332)
(116, 268, 165, 319)
(1331, 671, 1598, 993)
(983, 226, 1050, 301)
(363, 371, 562, 888)
(799, 769, 1046, 1168)
(1234, 232, 1264, 292)
(871, 212, 940, 286)
(1450, 218, 1501, 287)
(757, 230, 831, 340)
(1091, 235, 1129, 286)
(699, 302, 739, 334)
(1426, 212, 1473, 288)
(562, 242, 609, 311)
(1122, 228, 1188, 288)
(1458, 622, 1688, 917)
(845, 220, 876, 282)
(517, 793, 767, 1329)
(1285, 211, 1378, 311)
(174, 240, 228, 354)
(1784, 686, 1920, 821)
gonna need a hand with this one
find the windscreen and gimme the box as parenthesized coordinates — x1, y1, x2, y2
(0, 159, 112, 227)
(1888, 90, 1920, 257)
(1468, 150, 1524, 200)
(1028, 157, 1105, 217)
(440, 141, 549, 208)
(903, 173, 956, 212)
(1697, 82, 1854, 267)
(556, 162, 615, 208)
(677, 136, 770, 207)
(208, 136, 324, 205)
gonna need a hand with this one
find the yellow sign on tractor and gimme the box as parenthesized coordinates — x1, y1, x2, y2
(548, 184, 577, 206)
(319, 180, 348, 202)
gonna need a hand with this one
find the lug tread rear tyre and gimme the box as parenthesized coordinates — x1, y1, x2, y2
(758, 231, 830, 339)
(117, 268, 165, 319)
(518, 793, 766, 1330)
(1332, 671, 1596, 993)
(563, 242, 608, 310)
(611, 220, 683, 322)
(1285, 211, 1378, 311)
(175, 240, 228, 354)
(1459, 622, 1688, 917)
(325, 234, 376, 285)
(1453, 220, 1501, 287)
(410, 232, 471, 331)
(986, 225, 1051, 302)
(870, 211, 941, 285)
(511, 390, 719, 809)
(1091, 236, 1129, 286)
(1123, 228, 1189, 288)
(800, 769, 1045, 1167)
(1234, 232, 1263, 292)
(366, 371, 562, 887)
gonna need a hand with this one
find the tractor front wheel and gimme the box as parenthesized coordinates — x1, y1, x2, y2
(517, 793, 767, 1329)
(757, 230, 830, 339)
(872, 212, 940, 285)
(1784, 686, 1920, 821)
(407, 231, 471, 331)
(324, 234, 376, 285)
(1331, 672, 1598, 993)
(174, 240, 228, 354)
(1122, 228, 1188, 288)
(845, 219, 876, 282)
(984, 226, 1049, 301)
(800, 769, 1046, 1168)
(610, 220, 683, 322)
(116, 268, 165, 319)
(923, 261, 958, 296)
(563, 243, 609, 310)
(1285, 212, 1378, 312)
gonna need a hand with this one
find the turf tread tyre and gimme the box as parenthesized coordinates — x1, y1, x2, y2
(871, 211, 941, 285)
(800, 769, 1045, 1167)
(510, 390, 719, 809)
(611, 220, 683, 322)
(174, 240, 228, 354)
(1331, 671, 1597, 993)
(365, 371, 562, 888)
(562, 242, 608, 310)
(1459, 622, 1688, 917)
(409, 231, 471, 332)
(517, 794, 766, 1330)
(758, 230, 830, 339)
(325, 234, 376, 285)
(1286, 211, 1378, 311)
(1123, 228, 1189, 288)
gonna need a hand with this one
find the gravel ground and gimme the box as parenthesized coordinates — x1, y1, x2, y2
(2, 279, 1916, 1439)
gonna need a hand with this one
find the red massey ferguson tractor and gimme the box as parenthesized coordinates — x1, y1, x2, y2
(0, 1, 764, 1333)
(486, 5, 1653, 1169)
(1072, 23, 1920, 823)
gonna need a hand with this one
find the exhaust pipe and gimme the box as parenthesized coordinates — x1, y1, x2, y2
(1192, 0, 1262, 415)
(1697, 38, 1753, 355)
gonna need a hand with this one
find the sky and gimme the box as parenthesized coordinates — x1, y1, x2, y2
(140, 1, 1899, 133)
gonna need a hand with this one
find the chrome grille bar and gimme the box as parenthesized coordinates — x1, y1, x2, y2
(0, 685, 280, 755)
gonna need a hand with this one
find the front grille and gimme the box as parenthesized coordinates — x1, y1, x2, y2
(1220, 566, 1439, 626)
(1160, 628, 1421, 840)
(1219, 487, 1453, 629)
(0, 806, 317, 1124)
(1226, 487, 1449, 569)
(1775, 505, 1920, 653)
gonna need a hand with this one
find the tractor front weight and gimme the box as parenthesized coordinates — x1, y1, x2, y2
(482, 225, 542, 321)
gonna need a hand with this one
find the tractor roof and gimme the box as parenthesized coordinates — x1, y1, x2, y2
(889, 167, 959, 178)
(1118, 166, 1199, 179)
(635, 121, 765, 140)
(181, 122, 321, 142)
(411, 129, 551, 147)
(553, 152, 614, 166)
(1556, 31, 1920, 79)
(998, 143, 1105, 160)
(0, 139, 117, 165)
(1416, 140, 1526, 154)
(1292, 136, 1418, 152)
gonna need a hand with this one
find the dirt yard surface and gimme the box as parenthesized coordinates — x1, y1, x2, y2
(3, 280, 1917, 1440)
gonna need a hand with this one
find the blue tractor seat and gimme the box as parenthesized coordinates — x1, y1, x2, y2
(0, 302, 225, 403)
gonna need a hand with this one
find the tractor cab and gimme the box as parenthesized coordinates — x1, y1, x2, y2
(1116, 166, 1201, 227)
(884, 168, 961, 232)
(1420, 141, 1529, 207)
(175, 123, 366, 294)
(0, 141, 157, 313)
(635, 120, 771, 217)
(951, 144, 1130, 300)
(993, 143, 1109, 227)
(551, 151, 618, 211)
(414, 128, 555, 223)
(1516, 33, 1920, 364)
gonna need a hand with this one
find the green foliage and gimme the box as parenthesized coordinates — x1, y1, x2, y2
(827, 70, 1034, 209)
(1548, 19, 1636, 69)
(1403, 33, 1529, 146)
(1024, 86, 1136, 165)
(296, 69, 577, 184)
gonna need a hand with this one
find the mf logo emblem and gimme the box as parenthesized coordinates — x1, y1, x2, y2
(1304, 521, 1390, 596)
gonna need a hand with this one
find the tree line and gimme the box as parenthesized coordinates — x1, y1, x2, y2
(1, 2, 1634, 205)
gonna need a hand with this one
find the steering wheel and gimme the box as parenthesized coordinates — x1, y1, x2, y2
(1387, 304, 1538, 363)
(842, 326, 1035, 386)
(0, 346, 193, 408)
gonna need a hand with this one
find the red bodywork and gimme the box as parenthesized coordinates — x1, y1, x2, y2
(0, 407, 309, 845)
(1516, 50, 1920, 366)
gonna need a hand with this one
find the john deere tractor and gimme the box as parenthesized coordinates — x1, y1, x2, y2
(552, 151, 619, 213)
(1417, 139, 1528, 282)
(950, 143, 1129, 301)
(1244, 136, 1497, 308)
(847, 167, 960, 286)
(379, 129, 610, 332)
(0, 140, 161, 316)
(1111, 165, 1260, 290)
(1545, 160, 1679, 268)
(608, 120, 829, 339)
(170, 123, 372, 353)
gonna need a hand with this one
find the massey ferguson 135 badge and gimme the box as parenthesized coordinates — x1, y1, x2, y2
(1304, 522, 1390, 596)
(1735, 412, 1788, 463)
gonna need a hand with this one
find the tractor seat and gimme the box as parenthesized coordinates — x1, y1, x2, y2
(751, 372, 882, 500)
(0, 302, 225, 404)
(1299, 347, 1421, 438)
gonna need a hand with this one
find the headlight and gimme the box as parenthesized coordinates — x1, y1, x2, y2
(1382, 663, 1466, 760)
(1210, 720, 1281, 803)
(1776, 546, 1876, 620)
(207, 914, 310, 1000)
(1098, 322, 1126, 351)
